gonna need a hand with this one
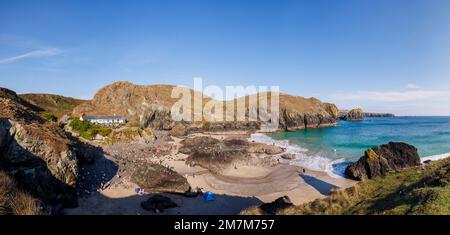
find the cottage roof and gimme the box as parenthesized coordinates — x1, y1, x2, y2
(82, 116, 127, 120)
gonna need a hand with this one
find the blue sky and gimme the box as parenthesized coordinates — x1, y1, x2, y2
(1, 0, 450, 115)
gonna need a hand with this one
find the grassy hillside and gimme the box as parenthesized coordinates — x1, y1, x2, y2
(243, 157, 450, 215)
(20, 93, 87, 119)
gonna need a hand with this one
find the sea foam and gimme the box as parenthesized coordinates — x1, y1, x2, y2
(249, 133, 346, 178)
(421, 152, 450, 163)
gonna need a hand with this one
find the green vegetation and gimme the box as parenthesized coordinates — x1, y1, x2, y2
(69, 118, 112, 140)
(105, 127, 153, 144)
(289, 158, 450, 215)
(0, 172, 45, 215)
(41, 112, 58, 122)
(20, 93, 87, 119)
(242, 158, 450, 215)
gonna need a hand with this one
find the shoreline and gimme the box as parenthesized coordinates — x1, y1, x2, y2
(66, 130, 356, 215)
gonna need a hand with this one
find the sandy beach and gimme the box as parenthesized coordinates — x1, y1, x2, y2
(66, 131, 356, 215)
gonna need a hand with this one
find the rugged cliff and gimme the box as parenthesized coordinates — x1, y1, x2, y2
(339, 108, 364, 121)
(278, 95, 338, 130)
(0, 87, 79, 206)
(73, 81, 338, 132)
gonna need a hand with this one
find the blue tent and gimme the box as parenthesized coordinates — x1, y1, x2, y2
(203, 191, 215, 201)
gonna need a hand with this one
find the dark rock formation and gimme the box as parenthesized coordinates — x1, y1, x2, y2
(180, 136, 281, 173)
(132, 163, 191, 193)
(70, 139, 103, 164)
(345, 142, 421, 180)
(0, 88, 79, 206)
(141, 194, 178, 212)
(259, 196, 294, 214)
(340, 108, 364, 121)
(139, 104, 174, 130)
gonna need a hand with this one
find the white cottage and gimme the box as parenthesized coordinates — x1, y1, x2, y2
(80, 115, 127, 124)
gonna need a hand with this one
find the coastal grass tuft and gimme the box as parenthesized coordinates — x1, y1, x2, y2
(243, 158, 450, 215)
(0, 172, 45, 215)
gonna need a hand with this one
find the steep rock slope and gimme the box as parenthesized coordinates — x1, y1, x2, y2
(0, 87, 78, 206)
(73, 81, 338, 131)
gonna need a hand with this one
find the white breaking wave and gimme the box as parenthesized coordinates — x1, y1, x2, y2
(249, 133, 345, 178)
(421, 152, 450, 163)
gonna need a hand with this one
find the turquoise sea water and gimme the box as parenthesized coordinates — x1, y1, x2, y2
(269, 117, 450, 162)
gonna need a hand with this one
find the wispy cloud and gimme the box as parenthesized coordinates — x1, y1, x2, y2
(0, 48, 63, 64)
(406, 83, 420, 89)
(330, 90, 450, 102)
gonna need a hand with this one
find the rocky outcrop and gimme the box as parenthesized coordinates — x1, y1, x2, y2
(73, 81, 207, 128)
(278, 96, 338, 131)
(345, 142, 421, 180)
(258, 196, 294, 214)
(339, 108, 364, 121)
(73, 81, 339, 132)
(0, 87, 79, 206)
(132, 163, 191, 193)
(323, 103, 339, 119)
(139, 104, 174, 130)
(180, 136, 281, 173)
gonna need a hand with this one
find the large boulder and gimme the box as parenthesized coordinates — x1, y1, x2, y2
(345, 142, 421, 180)
(132, 163, 191, 193)
(259, 196, 294, 214)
